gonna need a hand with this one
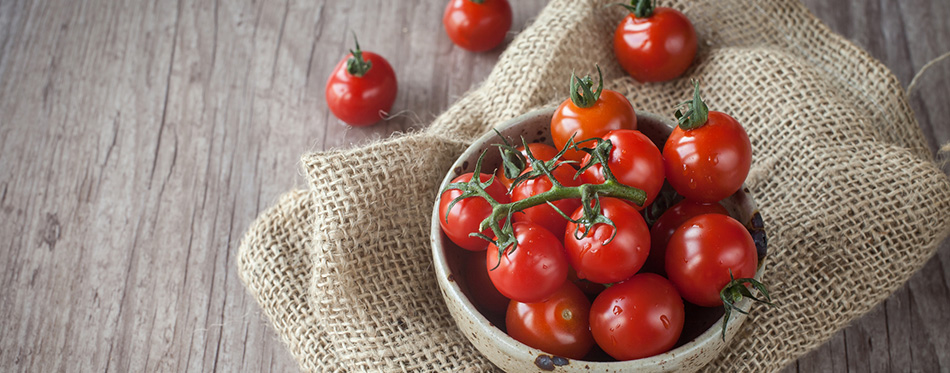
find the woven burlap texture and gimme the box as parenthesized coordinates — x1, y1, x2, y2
(237, 0, 950, 371)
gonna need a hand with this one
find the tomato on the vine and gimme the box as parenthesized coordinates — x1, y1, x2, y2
(589, 273, 684, 360)
(664, 84, 751, 202)
(486, 222, 569, 303)
(463, 251, 509, 316)
(325, 36, 397, 127)
(510, 163, 582, 237)
(443, 0, 512, 52)
(563, 197, 650, 284)
(439, 173, 509, 251)
(665, 214, 758, 307)
(580, 130, 665, 210)
(643, 199, 727, 274)
(613, 0, 697, 82)
(495, 143, 559, 189)
(551, 68, 637, 164)
(506, 281, 594, 359)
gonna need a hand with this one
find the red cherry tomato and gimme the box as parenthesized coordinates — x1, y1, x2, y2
(495, 143, 560, 189)
(563, 197, 650, 284)
(589, 273, 685, 360)
(613, 5, 697, 82)
(663, 111, 752, 202)
(551, 89, 637, 164)
(665, 214, 758, 307)
(510, 163, 582, 237)
(443, 0, 512, 52)
(486, 222, 569, 303)
(439, 173, 510, 251)
(464, 251, 510, 316)
(643, 200, 728, 274)
(506, 282, 594, 359)
(580, 130, 665, 210)
(325, 38, 397, 126)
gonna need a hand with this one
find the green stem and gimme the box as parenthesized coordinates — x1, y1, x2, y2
(674, 81, 709, 130)
(616, 0, 654, 18)
(346, 33, 373, 77)
(569, 66, 604, 108)
(444, 131, 645, 255)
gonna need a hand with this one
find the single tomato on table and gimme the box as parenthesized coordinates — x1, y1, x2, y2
(589, 273, 685, 361)
(613, 0, 697, 82)
(551, 67, 637, 164)
(664, 213, 758, 307)
(664, 83, 752, 202)
(439, 173, 510, 251)
(506, 282, 594, 359)
(510, 163, 582, 237)
(443, 0, 512, 52)
(580, 129, 665, 210)
(325, 36, 397, 127)
(643, 199, 727, 274)
(486, 222, 569, 303)
(563, 197, 650, 284)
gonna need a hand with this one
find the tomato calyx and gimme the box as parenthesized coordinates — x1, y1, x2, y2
(569, 66, 605, 108)
(492, 130, 530, 181)
(673, 81, 710, 130)
(345, 33, 373, 78)
(467, 0, 486, 3)
(719, 269, 773, 340)
(616, 0, 654, 18)
(442, 136, 647, 261)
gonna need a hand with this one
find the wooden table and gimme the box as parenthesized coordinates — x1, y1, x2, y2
(1, 0, 947, 371)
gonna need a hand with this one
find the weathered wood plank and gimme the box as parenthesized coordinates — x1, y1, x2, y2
(0, 1, 946, 372)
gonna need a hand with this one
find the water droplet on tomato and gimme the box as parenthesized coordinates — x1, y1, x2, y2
(612, 305, 623, 315)
(688, 179, 697, 189)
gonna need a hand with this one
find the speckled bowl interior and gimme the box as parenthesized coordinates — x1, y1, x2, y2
(430, 107, 766, 372)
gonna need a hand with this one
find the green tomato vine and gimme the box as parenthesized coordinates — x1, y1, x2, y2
(443, 134, 647, 266)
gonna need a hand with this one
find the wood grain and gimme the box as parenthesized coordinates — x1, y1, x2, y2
(0, 0, 946, 372)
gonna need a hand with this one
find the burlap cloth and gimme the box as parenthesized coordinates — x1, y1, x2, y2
(237, 0, 950, 371)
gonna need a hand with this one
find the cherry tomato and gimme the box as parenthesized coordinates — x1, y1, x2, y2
(551, 89, 637, 164)
(495, 143, 560, 189)
(665, 214, 758, 307)
(439, 173, 510, 251)
(663, 111, 752, 202)
(506, 282, 594, 359)
(589, 273, 684, 360)
(613, 3, 697, 82)
(580, 130, 665, 210)
(325, 37, 397, 126)
(643, 200, 727, 274)
(563, 197, 650, 284)
(464, 251, 509, 316)
(443, 0, 512, 52)
(510, 163, 582, 237)
(486, 222, 569, 303)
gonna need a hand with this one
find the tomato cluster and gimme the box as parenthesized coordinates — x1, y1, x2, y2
(439, 77, 769, 362)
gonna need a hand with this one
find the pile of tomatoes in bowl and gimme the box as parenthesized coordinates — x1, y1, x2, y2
(433, 69, 770, 368)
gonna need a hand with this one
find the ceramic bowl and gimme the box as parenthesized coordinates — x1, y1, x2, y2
(430, 107, 767, 372)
